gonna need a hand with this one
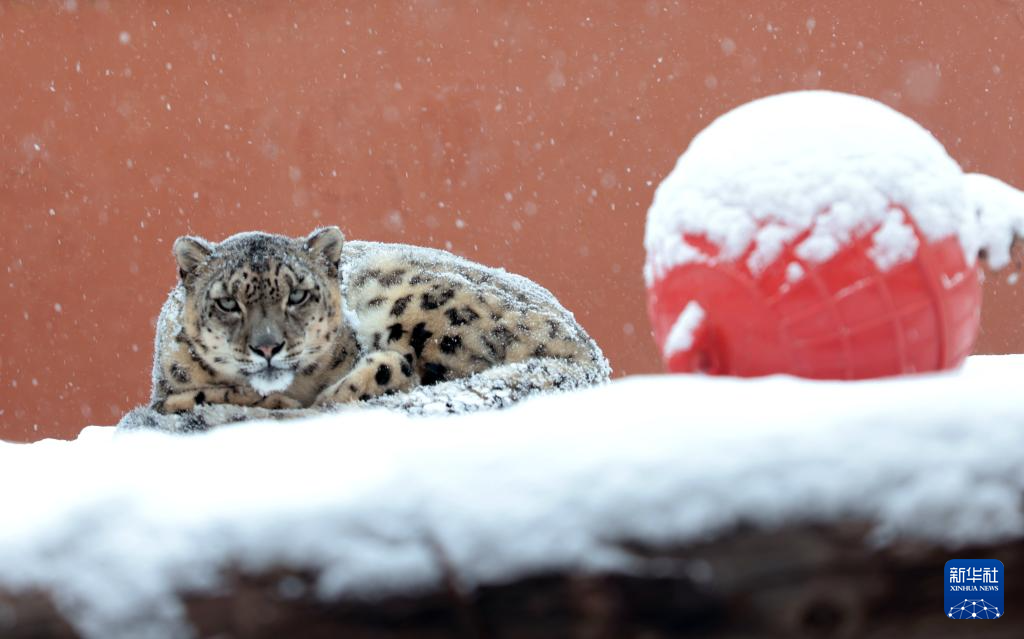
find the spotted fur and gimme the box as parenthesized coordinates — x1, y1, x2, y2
(150, 227, 608, 414)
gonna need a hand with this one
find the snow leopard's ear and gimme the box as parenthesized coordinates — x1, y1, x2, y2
(306, 226, 345, 272)
(173, 236, 213, 281)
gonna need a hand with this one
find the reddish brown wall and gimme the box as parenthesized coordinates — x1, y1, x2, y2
(2, 1, 1023, 441)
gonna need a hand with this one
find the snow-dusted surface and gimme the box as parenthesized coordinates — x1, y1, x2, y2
(121, 357, 608, 433)
(662, 301, 705, 358)
(4, 355, 1024, 638)
(643, 91, 1024, 286)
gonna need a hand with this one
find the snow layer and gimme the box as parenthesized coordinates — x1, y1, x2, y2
(644, 91, 978, 284)
(662, 301, 705, 358)
(967, 173, 1024, 270)
(3, 356, 1024, 638)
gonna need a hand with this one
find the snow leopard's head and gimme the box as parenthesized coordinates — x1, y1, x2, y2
(172, 227, 346, 394)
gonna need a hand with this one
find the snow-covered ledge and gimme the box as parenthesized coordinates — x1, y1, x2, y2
(2, 356, 1023, 638)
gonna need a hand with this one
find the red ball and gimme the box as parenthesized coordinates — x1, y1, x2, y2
(647, 208, 981, 378)
(644, 91, 984, 379)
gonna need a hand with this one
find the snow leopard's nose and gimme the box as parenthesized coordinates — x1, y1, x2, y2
(249, 341, 284, 362)
(249, 316, 285, 362)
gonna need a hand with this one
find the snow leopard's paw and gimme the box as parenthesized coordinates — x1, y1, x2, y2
(316, 350, 418, 404)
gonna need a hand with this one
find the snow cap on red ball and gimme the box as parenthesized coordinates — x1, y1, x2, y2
(644, 90, 980, 286)
(967, 172, 1024, 270)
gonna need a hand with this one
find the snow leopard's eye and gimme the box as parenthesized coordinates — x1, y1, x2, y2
(215, 297, 239, 313)
(287, 289, 309, 306)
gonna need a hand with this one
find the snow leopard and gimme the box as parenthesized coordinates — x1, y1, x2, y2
(140, 227, 609, 427)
